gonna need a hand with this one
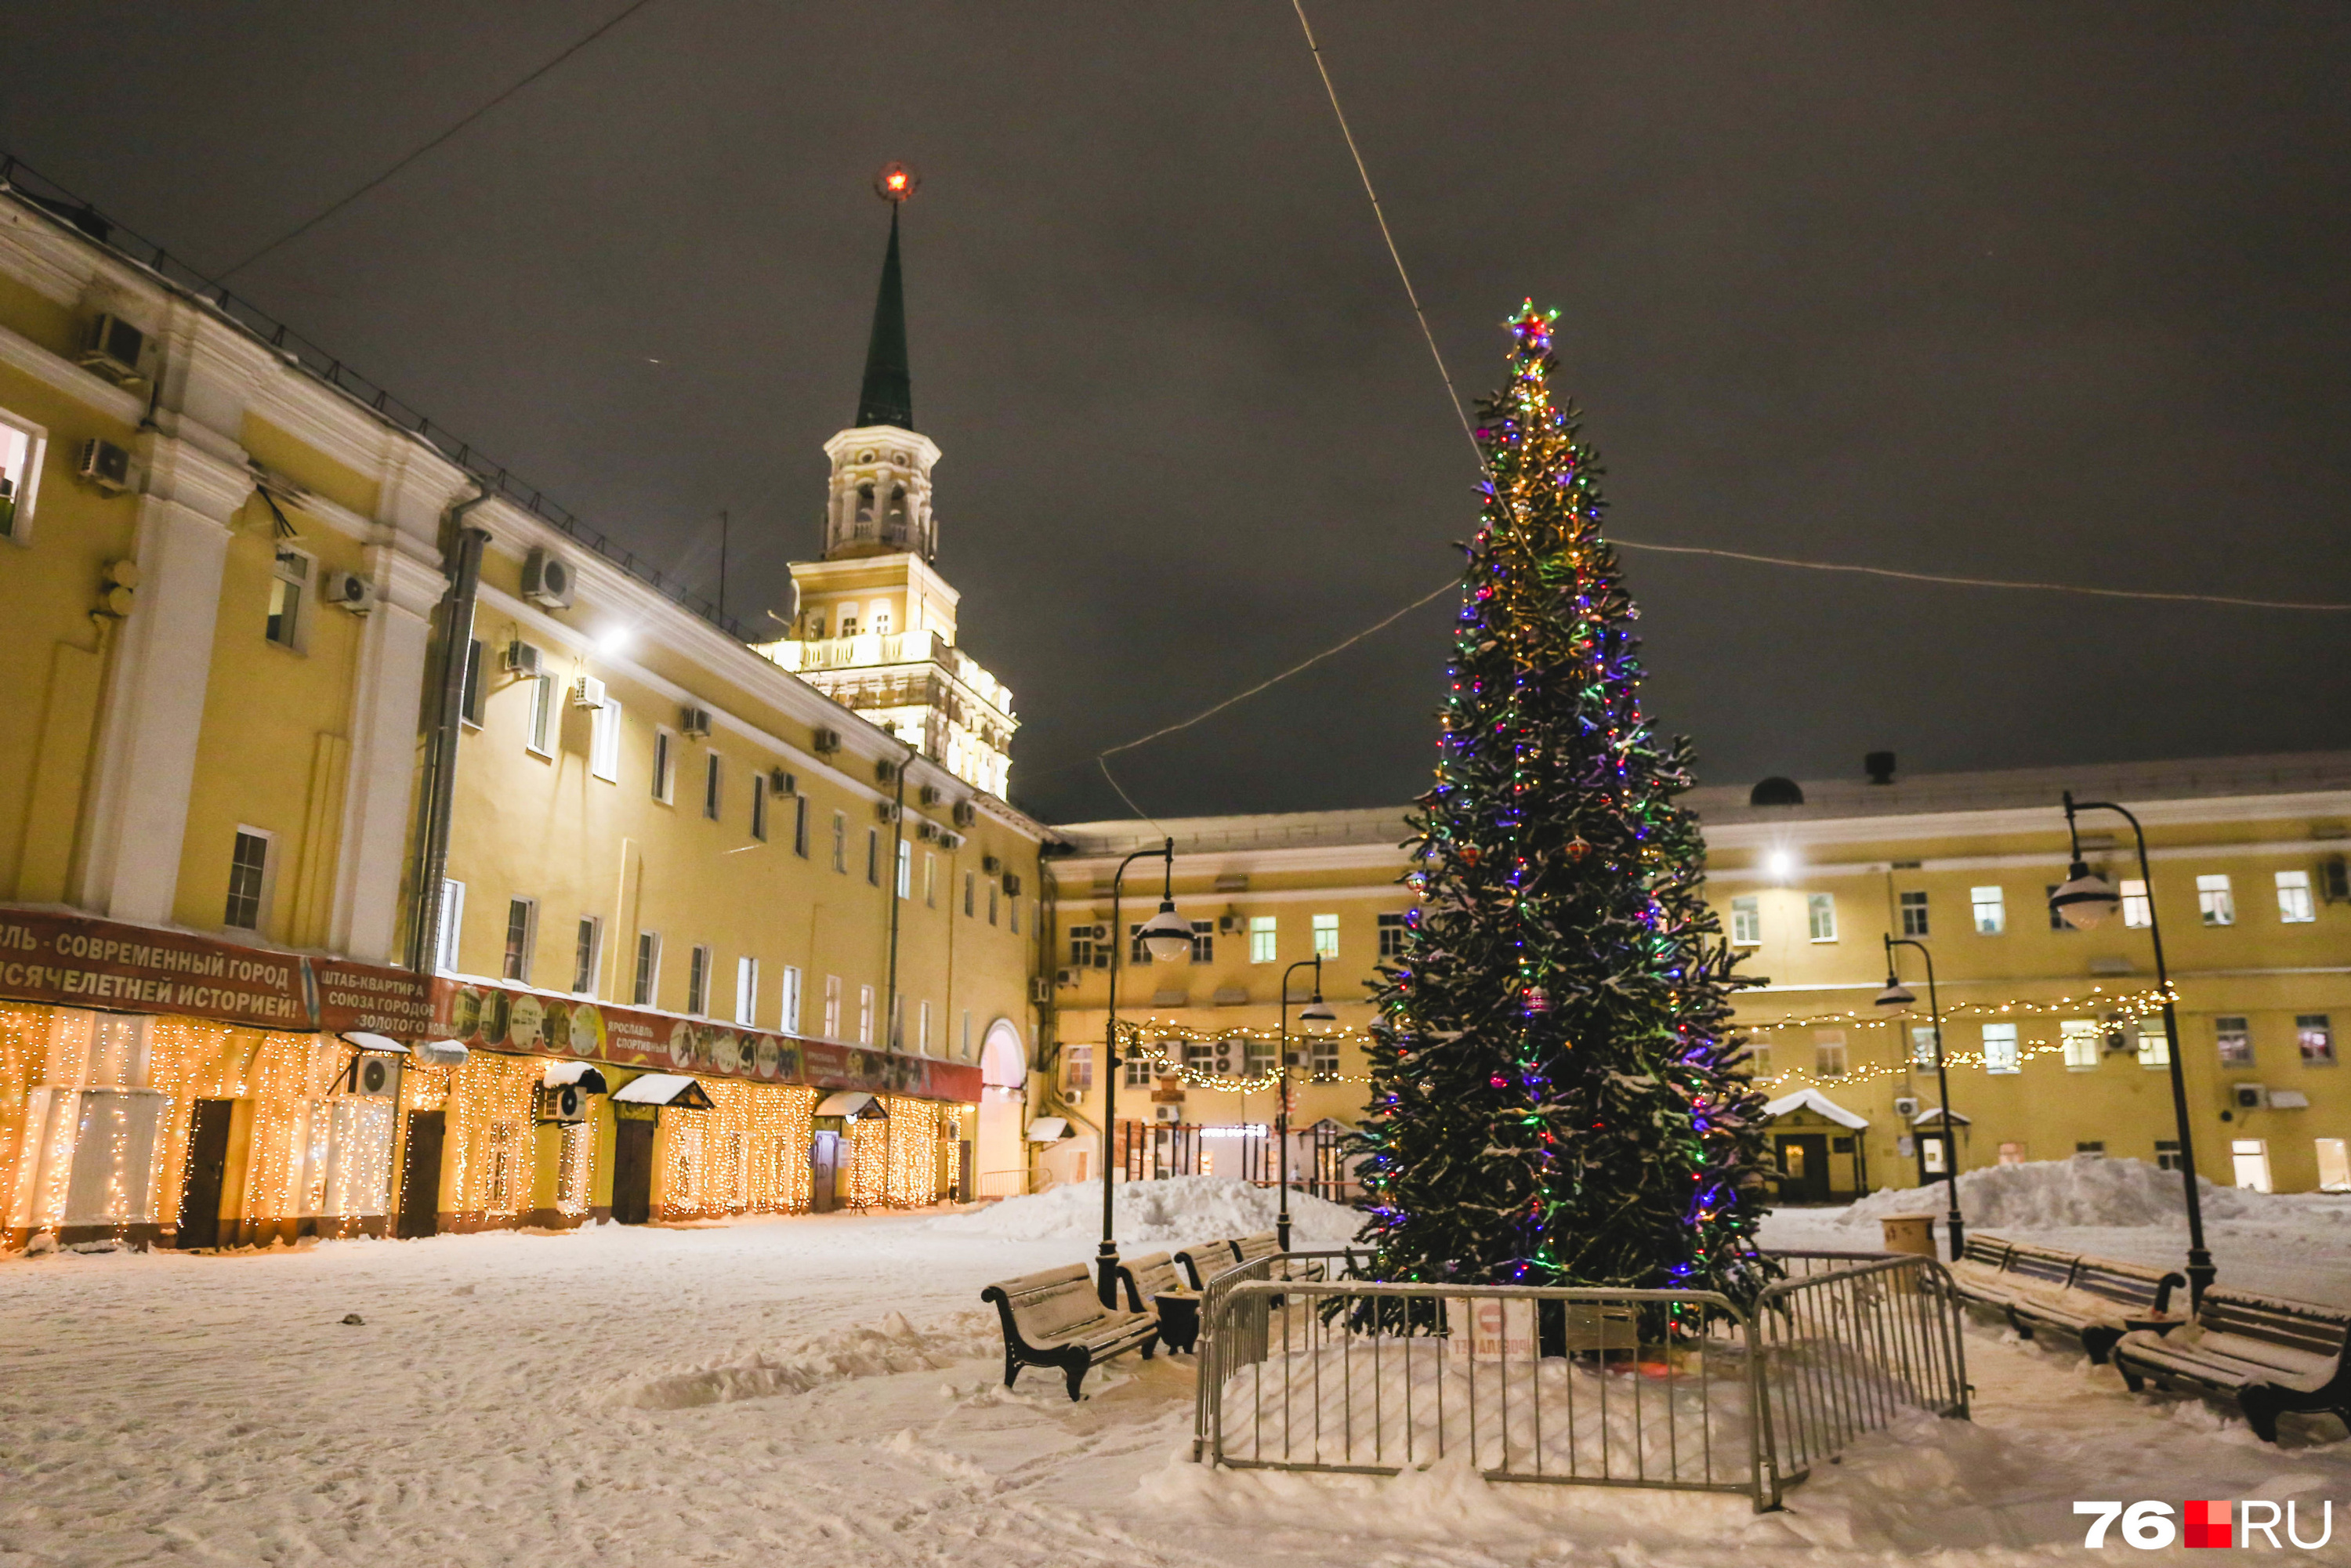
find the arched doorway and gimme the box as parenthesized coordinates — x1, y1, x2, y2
(976, 1019, 1027, 1198)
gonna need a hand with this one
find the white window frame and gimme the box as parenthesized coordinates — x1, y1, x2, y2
(2196, 873, 2235, 927)
(857, 984, 875, 1045)
(961, 1009, 973, 1061)
(526, 672, 555, 758)
(2277, 869, 2315, 924)
(734, 955, 759, 1027)
(2215, 1015, 2252, 1066)
(686, 943, 712, 1016)
(2298, 1014, 2336, 1066)
(437, 879, 467, 975)
(897, 840, 911, 899)
(822, 974, 842, 1039)
(1065, 1041, 1093, 1092)
(1970, 885, 2006, 935)
(1728, 895, 1760, 947)
(224, 826, 276, 933)
(651, 726, 676, 803)
(1249, 916, 1277, 964)
(571, 915, 602, 996)
(1312, 913, 1339, 959)
(2060, 1018, 2101, 1070)
(1982, 1021, 2020, 1074)
(1813, 1029, 1847, 1078)
(2136, 1020, 2172, 1069)
(1378, 911, 1407, 959)
(924, 852, 936, 907)
(266, 543, 313, 653)
(1898, 890, 1929, 938)
(632, 930, 661, 1007)
(1910, 1025, 1937, 1067)
(1806, 893, 1837, 943)
(459, 639, 485, 727)
(0, 408, 49, 545)
(832, 812, 849, 874)
(502, 896, 538, 983)
(2121, 878, 2152, 928)
(781, 965, 803, 1034)
(589, 696, 622, 782)
(918, 1000, 932, 1055)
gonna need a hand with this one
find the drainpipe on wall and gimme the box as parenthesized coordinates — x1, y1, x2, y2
(881, 733, 917, 1049)
(404, 486, 494, 976)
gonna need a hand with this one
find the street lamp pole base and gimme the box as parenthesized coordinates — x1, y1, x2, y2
(2186, 1246, 2216, 1311)
(1096, 1240, 1121, 1309)
(1947, 1211, 1965, 1262)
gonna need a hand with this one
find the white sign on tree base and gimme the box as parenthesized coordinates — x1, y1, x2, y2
(1449, 1295, 1536, 1360)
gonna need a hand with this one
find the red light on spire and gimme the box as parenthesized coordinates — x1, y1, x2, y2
(875, 161, 919, 202)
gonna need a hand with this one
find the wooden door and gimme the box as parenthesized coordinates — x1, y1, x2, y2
(175, 1098, 234, 1248)
(397, 1110, 445, 1239)
(611, 1117, 654, 1225)
(1774, 1133, 1831, 1204)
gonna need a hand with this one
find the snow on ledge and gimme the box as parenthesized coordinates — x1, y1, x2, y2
(1762, 1087, 1871, 1130)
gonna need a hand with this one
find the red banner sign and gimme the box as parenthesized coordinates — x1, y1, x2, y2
(0, 908, 309, 1029)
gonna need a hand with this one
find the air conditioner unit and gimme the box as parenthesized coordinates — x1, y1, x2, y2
(522, 548, 574, 608)
(2322, 855, 2351, 904)
(952, 802, 977, 828)
(875, 759, 899, 784)
(1081, 923, 1108, 941)
(323, 570, 375, 613)
(813, 727, 842, 754)
(1892, 1095, 1920, 1118)
(537, 1081, 590, 1124)
(875, 801, 900, 824)
(981, 854, 1003, 875)
(571, 675, 606, 710)
(769, 768, 797, 796)
(679, 705, 712, 737)
(1212, 1040, 1236, 1072)
(75, 438, 137, 493)
(2231, 1083, 2268, 1111)
(79, 313, 158, 384)
(918, 784, 944, 806)
(1002, 872, 1022, 896)
(342, 1054, 398, 1098)
(1154, 1104, 1183, 1123)
(915, 821, 940, 843)
(1028, 976, 1052, 1004)
(504, 639, 542, 676)
(1218, 913, 1244, 935)
(1056, 968, 1078, 988)
(2103, 1027, 2135, 1055)
(938, 831, 964, 851)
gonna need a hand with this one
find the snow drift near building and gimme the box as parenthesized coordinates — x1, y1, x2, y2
(929, 1175, 1362, 1246)
(1835, 1157, 2259, 1231)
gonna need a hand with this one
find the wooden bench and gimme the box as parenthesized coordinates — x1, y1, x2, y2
(2111, 1290, 2351, 1443)
(980, 1263, 1161, 1400)
(1947, 1233, 2183, 1364)
(1174, 1238, 1241, 1291)
(1118, 1251, 1201, 1353)
(1234, 1229, 1328, 1283)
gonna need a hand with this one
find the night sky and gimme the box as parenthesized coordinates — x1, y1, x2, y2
(6, 3, 2347, 824)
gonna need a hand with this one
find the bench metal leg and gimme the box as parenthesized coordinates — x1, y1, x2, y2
(1063, 1361, 1089, 1402)
(2115, 1360, 2145, 1394)
(1004, 1352, 1023, 1389)
(2238, 1386, 2283, 1444)
(2079, 1327, 2122, 1366)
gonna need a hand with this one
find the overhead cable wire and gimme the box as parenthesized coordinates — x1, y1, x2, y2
(219, 0, 663, 279)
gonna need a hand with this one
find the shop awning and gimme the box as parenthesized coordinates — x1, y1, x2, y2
(816, 1091, 886, 1120)
(1025, 1116, 1070, 1142)
(612, 1074, 714, 1109)
(542, 1060, 610, 1095)
(1762, 1088, 1871, 1130)
(339, 1031, 408, 1055)
(414, 1039, 469, 1067)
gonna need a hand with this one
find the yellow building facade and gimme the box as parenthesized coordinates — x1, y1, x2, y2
(1045, 755, 2351, 1200)
(0, 176, 1048, 1250)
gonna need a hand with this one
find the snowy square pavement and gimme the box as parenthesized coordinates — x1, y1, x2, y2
(3, 1180, 2346, 1566)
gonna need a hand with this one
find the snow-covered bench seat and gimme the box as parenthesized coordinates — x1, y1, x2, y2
(981, 1263, 1161, 1400)
(1947, 1233, 2183, 1364)
(2111, 1290, 2351, 1442)
(1234, 1230, 1328, 1283)
(1115, 1251, 1190, 1312)
(1175, 1238, 1241, 1291)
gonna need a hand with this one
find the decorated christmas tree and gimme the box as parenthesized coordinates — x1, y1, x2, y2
(1356, 302, 1774, 1305)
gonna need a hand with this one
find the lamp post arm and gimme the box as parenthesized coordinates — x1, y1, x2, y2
(1097, 838, 1172, 1305)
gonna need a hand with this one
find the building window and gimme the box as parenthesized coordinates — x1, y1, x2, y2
(2317, 1137, 2351, 1192)
(961, 1010, 972, 1061)
(1983, 1022, 2020, 1074)
(2277, 870, 2316, 923)
(2061, 1019, 2101, 1070)
(589, 696, 622, 782)
(1184, 1038, 1215, 1075)
(1998, 1142, 2028, 1166)
(224, 829, 270, 931)
(2076, 1141, 2106, 1155)
(526, 674, 555, 756)
(1249, 916, 1277, 964)
(632, 932, 660, 1006)
(0, 414, 43, 542)
(1898, 890, 1929, 938)
(1310, 1034, 1339, 1078)
(749, 773, 767, 841)
(2154, 1139, 2183, 1172)
(2135, 1019, 2171, 1069)
(651, 729, 674, 802)
(2196, 874, 2235, 926)
(1377, 912, 1407, 959)
(2298, 1015, 2336, 1066)
(918, 1000, 932, 1054)
(1728, 895, 1760, 947)
(2215, 1016, 2253, 1066)
(1066, 1042, 1093, 1092)
(1748, 1043, 1772, 1077)
(1806, 893, 1837, 943)
(2121, 878, 2152, 927)
(987, 883, 999, 925)
(571, 917, 600, 995)
(866, 828, 880, 885)
(857, 985, 875, 1045)
(734, 956, 759, 1027)
(436, 880, 465, 973)
(266, 545, 310, 649)
(2045, 885, 2074, 932)
(897, 840, 911, 899)
(686, 944, 712, 1015)
(1124, 1048, 1154, 1088)
(1188, 921, 1213, 962)
(1970, 885, 2005, 935)
(822, 975, 842, 1037)
(502, 897, 536, 983)
(924, 853, 936, 907)
(1241, 1036, 1275, 1081)
(781, 966, 802, 1034)
(1070, 927, 1100, 969)
(1910, 1025, 1937, 1067)
(965, 871, 976, 916)
(1813, 1030, 1847, 1078)
(2231, 1139, 2273, 1193)
(831, 811, 847, 872)
(459, 639, 484, 726)
(703, 753, 723, 821)
(1012, 896, 1024, 935)
(793, 795, 810, 857)
(1312, 914, 1339, 958)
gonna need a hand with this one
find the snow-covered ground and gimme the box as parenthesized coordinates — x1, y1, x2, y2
(3, 1172, 2346, 1567)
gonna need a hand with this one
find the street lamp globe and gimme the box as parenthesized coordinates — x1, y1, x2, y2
(2049, 860, 2121, 929)
(1138, 902, 1194, 963)
(1298, 997, 1339, 1036)
(1875, 977, 1917, 1008)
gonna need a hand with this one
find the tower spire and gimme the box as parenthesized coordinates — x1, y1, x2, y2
(854, 205, 914, 430)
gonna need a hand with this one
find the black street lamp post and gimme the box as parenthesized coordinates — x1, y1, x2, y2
(1276, 957, 1334, 1250)
(1877, 932, 1963, 1260)
(1096, 837, 1190, 1306)
(2049, 791, 2215, 1309)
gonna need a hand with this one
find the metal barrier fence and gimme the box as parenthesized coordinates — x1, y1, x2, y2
(1192, 1249, 1967, 1511)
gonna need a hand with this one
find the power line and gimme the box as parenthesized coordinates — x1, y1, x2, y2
(219, 0, 663, 280)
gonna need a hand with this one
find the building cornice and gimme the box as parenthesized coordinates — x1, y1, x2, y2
(0, 321, 145, 427)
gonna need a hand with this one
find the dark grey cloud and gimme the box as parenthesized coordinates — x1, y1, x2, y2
(6, 2, 2346, 822)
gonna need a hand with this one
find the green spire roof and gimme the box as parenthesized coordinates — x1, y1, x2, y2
(854, 207, 914, 430)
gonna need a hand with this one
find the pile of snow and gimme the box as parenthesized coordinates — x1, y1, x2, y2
(929, 1175, 1362, 1248)
(613, 1309, 993, 1409)
(1836, 1157, 2258, 1231)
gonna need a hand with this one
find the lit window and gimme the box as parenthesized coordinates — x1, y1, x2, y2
(1898, 890, 1928, 937)
(2215, 1016, 2252, 1066)
(224, 830, 270, 931)
(0, 413, 45, 542)
(2121, 878, 2152, 927)
(2299, 1015, 2336, 1066)
(1910, 1025, 1937, 1067)
(502, 897, 535, 983)
(687, 944, 712, 1015)
(1065, 1042, 1093, 1092)
(651, 729, 674, 802)
(526, 675, 554, 755)
(2060, 1019, 2101, 1070)
(266, 546, 310, 649)
(1378, 912, 1407, 959)
(437, 880, 465, 974)
(780, 966, 802, 1034)
(1806, 893, 1837, 943)
(1312, 914, 1339, 958)
(1982, 1022, 2020, 1074)
(2197, 874, 2234, 926)
(703, 753, 723, 821)
(831, 812, 847, 873)
(857, 985, 875, 1045)
(1748, 1043, 1773, 1077)
(589, 696, 622, 782)
(1244, 1037, 1277, 1080)
(897, 841, 911, 899)
(571, 917, 601, 994)
(1249, 916, 1277, 964)
(1998, 1142, 2028, 1166)
(1728, 896, 1760, 947)
(2135, 1020, 2171, 1069)
(918, 1000, 932, 1054)
(735, 956, 758, 1027)
(1310, 1033, 1339, 1078)
(2277, 870, 2316, 924)
(632, 932, 660, 1006)
(924, 853, 936, 907)
(822, 974, 842, 1037)
(1813, 1030, 1847, 1078)
(1124, 1048, 1154, 1088)
(1970, 886, 2005, 934)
